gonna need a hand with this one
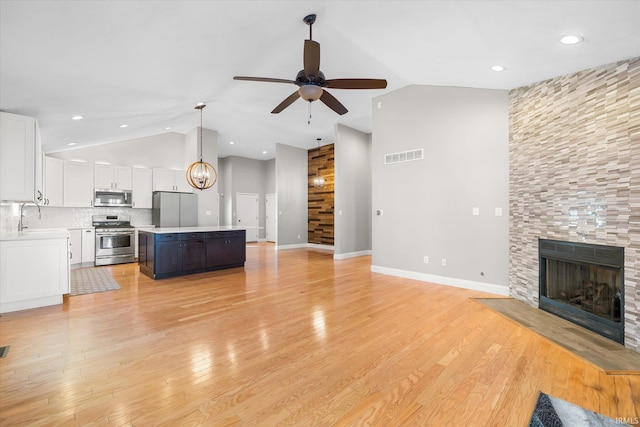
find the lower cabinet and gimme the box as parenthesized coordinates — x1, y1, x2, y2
(155, 236, 182, 276)
(0, 237, 69, 313)
(139, 230, 245, 280)
(206, 231, 246, 268)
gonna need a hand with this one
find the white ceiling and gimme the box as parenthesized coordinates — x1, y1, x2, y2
(1, 1, 639, 159)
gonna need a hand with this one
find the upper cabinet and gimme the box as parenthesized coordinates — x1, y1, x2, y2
(0, 112, 42, 202)
(63, 161, 94, 207)
(43, 156, 64, 207)
(94, 164, 132, 190)
(152, 168, 193, 193)
(132, 168, 153, 209)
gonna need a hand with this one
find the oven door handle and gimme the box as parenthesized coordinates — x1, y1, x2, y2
(96, 231, 134, 236)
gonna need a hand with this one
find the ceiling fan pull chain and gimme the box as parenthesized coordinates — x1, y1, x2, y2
(308, 101, 312, 124)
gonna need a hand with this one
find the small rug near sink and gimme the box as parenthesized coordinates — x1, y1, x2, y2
(70, 267, 121, 296)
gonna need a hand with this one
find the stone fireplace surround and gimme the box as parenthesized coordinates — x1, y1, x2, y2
(509, 57, 640, 353)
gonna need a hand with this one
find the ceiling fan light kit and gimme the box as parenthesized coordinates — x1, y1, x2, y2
(299, 85, 323, 102)
(233, 13, 387, 120)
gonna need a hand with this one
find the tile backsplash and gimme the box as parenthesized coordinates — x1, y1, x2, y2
(1, 203, 152, 231)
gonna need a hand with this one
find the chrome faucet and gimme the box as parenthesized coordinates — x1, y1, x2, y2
(18, 202, 41, 232)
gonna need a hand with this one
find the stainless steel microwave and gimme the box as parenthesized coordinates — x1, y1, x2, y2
(94, 189, 133, 207)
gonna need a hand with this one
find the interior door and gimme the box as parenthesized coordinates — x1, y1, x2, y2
(236, 193, 258, 242)
(265, 193, 276, 243)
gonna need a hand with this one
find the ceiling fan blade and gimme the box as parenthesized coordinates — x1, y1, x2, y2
(303, 40, 320, 79)
(325, 78, 388, 89)
(319, 90, 348, 115)
(234, 76, 297, 84)
(271, 91, 301, 114)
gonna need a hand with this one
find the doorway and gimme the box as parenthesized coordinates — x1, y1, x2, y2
(236, 193, 259, 242)
(265, 193, 276, 243)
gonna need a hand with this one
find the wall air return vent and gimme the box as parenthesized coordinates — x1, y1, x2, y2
(384, 149, 423, 165)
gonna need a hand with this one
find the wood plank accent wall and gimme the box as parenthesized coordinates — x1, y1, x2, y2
(308, 143, 334, 245)
(509, 57, 640, 353)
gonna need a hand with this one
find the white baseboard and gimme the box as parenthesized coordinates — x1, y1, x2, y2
(370, 265, 509, 296)
(276, 243, 309, 250)
(0, 295, 63, 314)
(276, 243, 336, 251)
(307, 243, 334, 251)
(334, 250, 372, 260)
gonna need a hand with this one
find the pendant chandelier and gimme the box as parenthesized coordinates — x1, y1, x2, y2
(312, 137, 325, 188)
(186, 103, 217, 190)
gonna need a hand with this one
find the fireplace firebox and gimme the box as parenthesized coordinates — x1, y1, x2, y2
(539, 239, 624, 344)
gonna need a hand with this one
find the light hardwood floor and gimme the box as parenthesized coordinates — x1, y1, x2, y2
(1, 243, 638, 426)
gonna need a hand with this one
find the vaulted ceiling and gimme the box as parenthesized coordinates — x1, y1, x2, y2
(1, 1, 639, 159)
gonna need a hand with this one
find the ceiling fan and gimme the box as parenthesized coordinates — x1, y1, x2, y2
(233, 14, 387, 116)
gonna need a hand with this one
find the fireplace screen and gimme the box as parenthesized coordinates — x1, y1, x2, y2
(543, 260, 622, 323)
(539, 239, 624, 344)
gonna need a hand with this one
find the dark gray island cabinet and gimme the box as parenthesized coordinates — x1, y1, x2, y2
(138, 229, 246, 279)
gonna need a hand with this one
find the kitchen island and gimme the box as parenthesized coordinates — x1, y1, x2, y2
(137, 227, 246, 280)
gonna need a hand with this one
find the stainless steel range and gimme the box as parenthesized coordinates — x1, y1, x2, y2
(92, 215, 135, 266)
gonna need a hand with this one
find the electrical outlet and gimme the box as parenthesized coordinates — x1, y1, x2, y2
(495, 207, 503, 216)
(423, 256, 429, 264)
(441, 258, 447, 266)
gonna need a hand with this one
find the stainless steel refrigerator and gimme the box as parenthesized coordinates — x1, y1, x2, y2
(152, 192, 198, 227)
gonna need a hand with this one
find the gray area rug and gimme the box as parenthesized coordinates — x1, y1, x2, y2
(70, 267, 121, 296)
(529, 392, 628, 426)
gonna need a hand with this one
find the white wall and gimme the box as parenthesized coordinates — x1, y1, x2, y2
(224, 156, 271, 239)
(371, 85, 509, 296)
(40, 129, 220, 228)
(48, 132, 186, 168)
(186, 127, 220, 226)
(275, 143, 308, 248)
(218, 157, 233, 226)
(334, 124, 372, 258)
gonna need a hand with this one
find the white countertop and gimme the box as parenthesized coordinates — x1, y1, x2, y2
(138, 226, 248, 234)
(0, 228, 70, 241)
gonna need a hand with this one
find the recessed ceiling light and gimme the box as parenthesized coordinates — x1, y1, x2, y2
(71, 115, 83, 120)
(491, 65, 505, 72)
(67, 142, 76, 146)
(229, 141, 235, 145)
(165, 127, 171, 130)
(262, 150, 267, 154)
(120, 124, 128, 128)
(560, 35, 583, 45)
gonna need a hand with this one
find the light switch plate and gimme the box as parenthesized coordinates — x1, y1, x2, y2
(472, 207, 479, 216)
(495, 207, 503, 216)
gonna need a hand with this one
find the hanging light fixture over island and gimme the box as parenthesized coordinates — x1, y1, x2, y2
(186, 103, 217, 190)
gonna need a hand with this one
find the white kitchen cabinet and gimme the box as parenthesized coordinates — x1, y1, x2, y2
(81, 228, 95, 265)
(69, 229, 82, 266)
(43, 156, 64, 206)
(0, 111, 42, 202)
(152, 168, 193, 193)
(0, 236, 69, 313)
(175, 171, 193, 193)
(64, 161, 94, 207)
(34, 122, 43, 203)
(94, 164, 132, 190)
(132, 168, 153, 208)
